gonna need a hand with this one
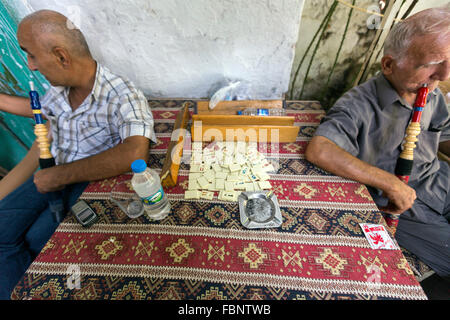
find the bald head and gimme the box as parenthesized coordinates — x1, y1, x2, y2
(19, 9, 91, 59)
(17, 9, 97, 88)
(384, 6, 450, 62)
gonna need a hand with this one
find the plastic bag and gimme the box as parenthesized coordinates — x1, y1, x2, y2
(209, 81, 253, 110)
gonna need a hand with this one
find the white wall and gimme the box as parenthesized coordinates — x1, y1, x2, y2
(19, 0, 305, 99)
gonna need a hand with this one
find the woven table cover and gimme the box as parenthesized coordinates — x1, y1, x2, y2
(11, 100, 427, 300)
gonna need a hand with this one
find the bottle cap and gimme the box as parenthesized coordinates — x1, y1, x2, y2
(131, 159, 147, 173)
(257, 108, 269, 116)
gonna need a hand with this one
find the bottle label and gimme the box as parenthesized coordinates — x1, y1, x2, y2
(141, 187, 164, 205)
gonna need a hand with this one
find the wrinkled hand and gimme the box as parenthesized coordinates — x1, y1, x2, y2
(379, 178, 416, 215)
(33, 166, 65, 193)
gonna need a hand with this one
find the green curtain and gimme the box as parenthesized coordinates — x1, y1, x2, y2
(0, 1, 49, 171)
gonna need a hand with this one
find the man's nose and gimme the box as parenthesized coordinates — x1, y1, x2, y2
(431, 61, 450, 81)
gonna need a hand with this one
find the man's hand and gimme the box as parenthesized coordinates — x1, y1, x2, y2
(379, 179, 417, 215)
(306, 136, 417, 216)
(33, 166, 65, 193)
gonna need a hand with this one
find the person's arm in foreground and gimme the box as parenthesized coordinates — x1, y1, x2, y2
(305, 135, 417, 215)
(0, 93, 33, 118)
(33, 135, 149, 193)
(0, 140, 40, 201)
(0, 120, 53, 200)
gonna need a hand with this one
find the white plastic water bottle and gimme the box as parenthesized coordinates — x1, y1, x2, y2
(131, 159, 171, 220)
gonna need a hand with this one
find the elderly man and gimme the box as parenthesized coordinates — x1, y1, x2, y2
(306, 7, 450, 282)
(0, 10, 156, 299)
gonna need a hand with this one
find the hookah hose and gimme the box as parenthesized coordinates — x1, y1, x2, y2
(383, 84, 429, 234)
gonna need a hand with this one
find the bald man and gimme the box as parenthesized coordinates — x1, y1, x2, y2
(306, 7, 450, 284)
(0, 10, 156, 299)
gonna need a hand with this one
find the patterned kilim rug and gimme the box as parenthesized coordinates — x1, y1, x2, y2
(11, 100, 427, 300)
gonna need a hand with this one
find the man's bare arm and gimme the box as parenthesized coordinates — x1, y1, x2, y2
(305, 135, 416, 214)
(33, 135, 150, 193)
(0, 121, 52, 200)
(0, 93, 33, 118)
(0, 140, 40, 200)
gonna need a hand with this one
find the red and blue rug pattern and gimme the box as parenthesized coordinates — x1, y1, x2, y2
(11, 100, 426, 300)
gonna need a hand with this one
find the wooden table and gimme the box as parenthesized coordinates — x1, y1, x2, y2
(11, 100, 427, 300)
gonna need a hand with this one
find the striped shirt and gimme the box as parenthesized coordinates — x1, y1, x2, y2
(40, 63, 157, 165)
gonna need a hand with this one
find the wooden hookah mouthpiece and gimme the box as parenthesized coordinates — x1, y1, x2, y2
(29, 81, 66, 223)
(385, 84, 430, 235)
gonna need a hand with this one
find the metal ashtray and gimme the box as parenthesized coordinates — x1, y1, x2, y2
(239, 191, 282, 229)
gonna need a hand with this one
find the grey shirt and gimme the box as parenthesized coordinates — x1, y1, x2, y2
(314, 73, 450, 214)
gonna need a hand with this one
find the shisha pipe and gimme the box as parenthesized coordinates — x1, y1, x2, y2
(29, 81, 65, 223)
(384, 84, 430, 234)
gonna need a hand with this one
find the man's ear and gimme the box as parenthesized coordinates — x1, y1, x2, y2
(51, 46, 71, 69)
(381, 55, 394, 76)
